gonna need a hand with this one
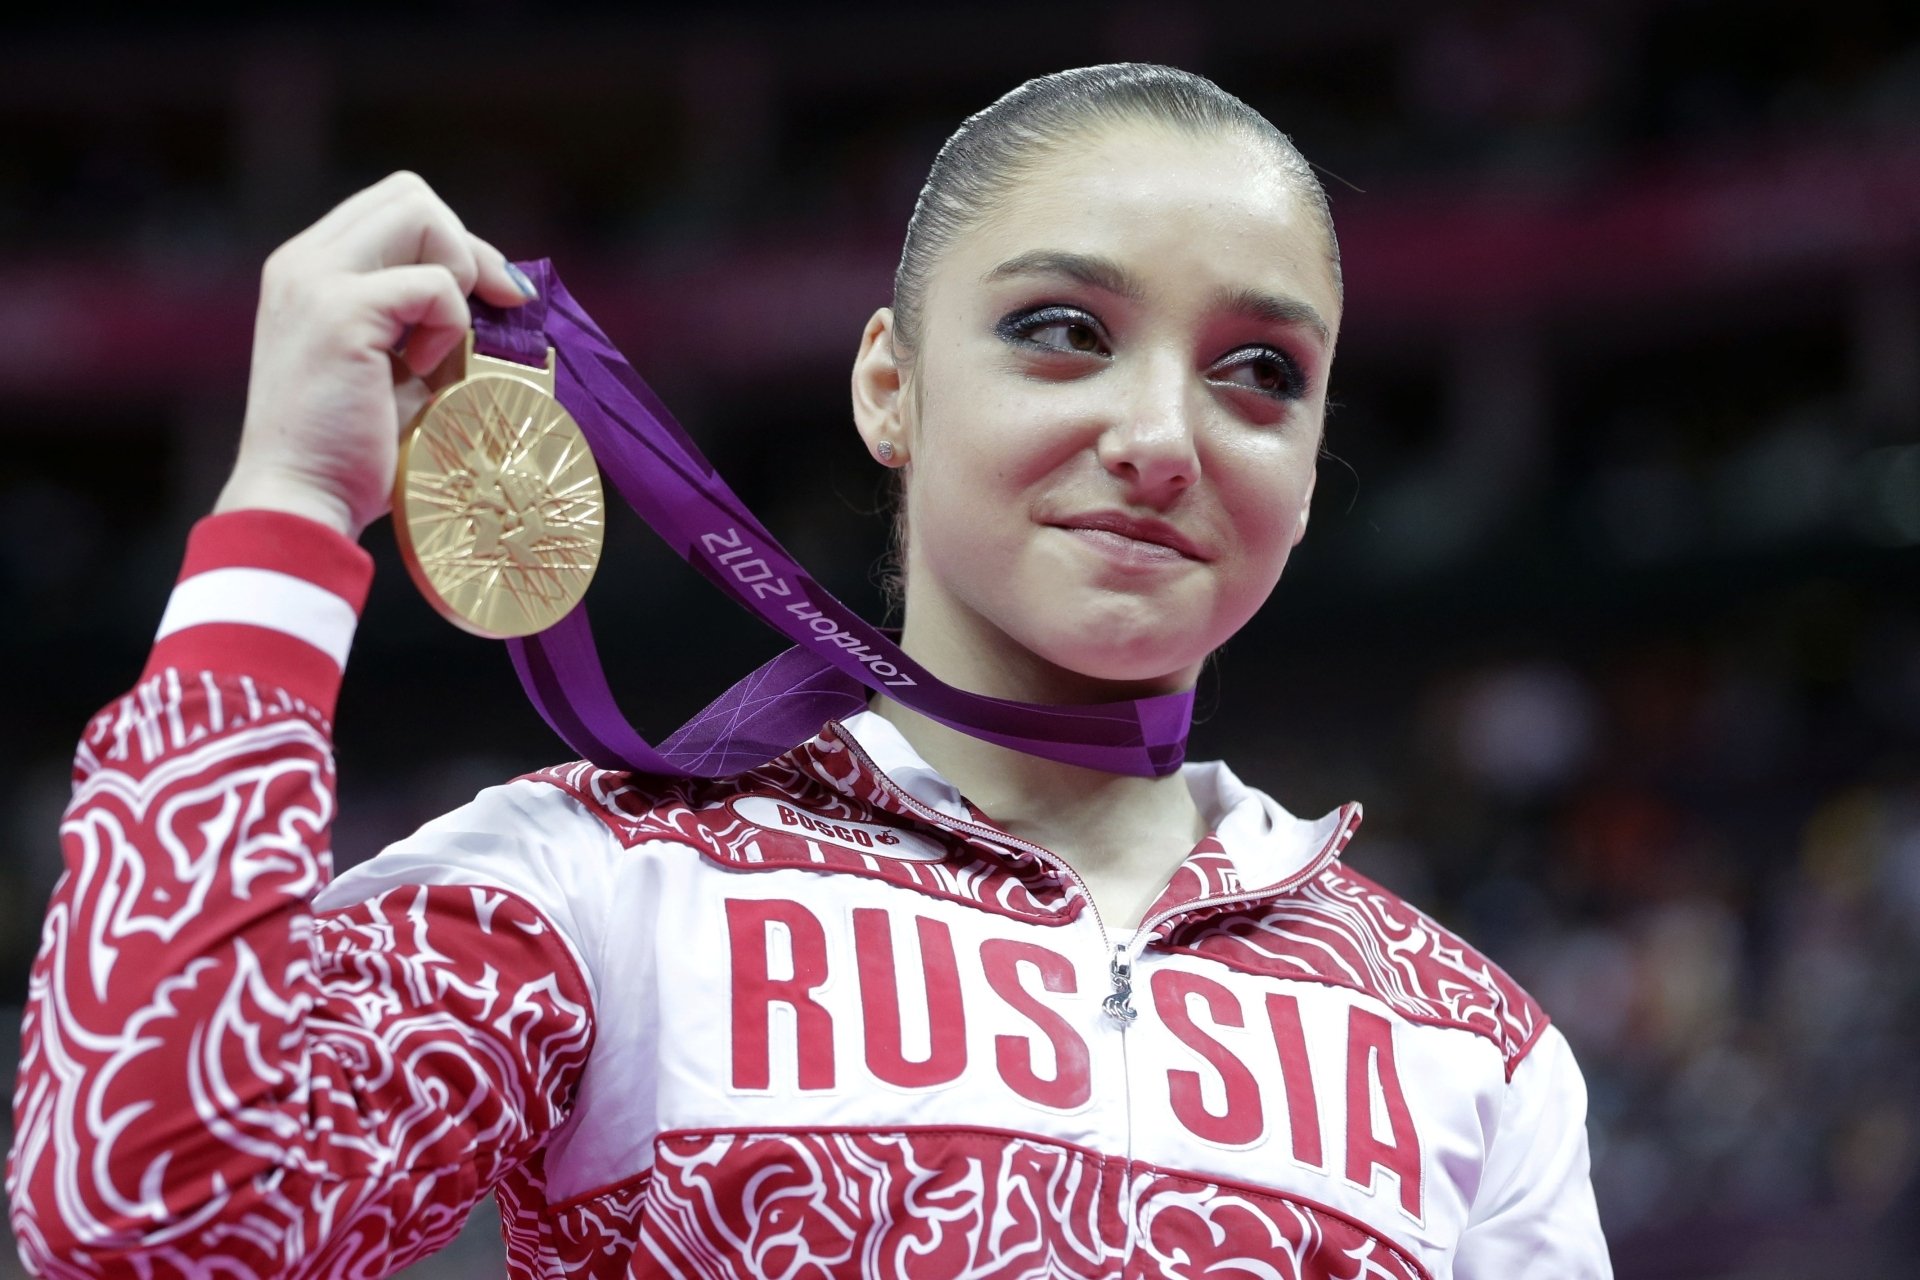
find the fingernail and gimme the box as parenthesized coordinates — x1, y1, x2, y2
(506, 260, 538, 298)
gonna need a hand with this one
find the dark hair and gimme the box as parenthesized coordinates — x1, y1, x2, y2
(891, 62, 1340, 354)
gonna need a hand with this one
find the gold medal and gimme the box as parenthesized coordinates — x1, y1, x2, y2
(393, 331, 604, 638)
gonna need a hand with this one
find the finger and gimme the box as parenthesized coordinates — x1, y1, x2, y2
(400, 325, 468, 381)
(365, 193, 482, 294)
(346, 264, 473, 376)
(290, 170, 443, 256)
(281, 173, 531, 310)
(468, 232, 536, 308)
(292, 176, 479, 296)
(392, 373, 434, 433)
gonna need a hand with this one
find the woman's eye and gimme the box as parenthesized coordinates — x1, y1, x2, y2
(997, 307, 1110, 357)
(1210, 347, 1306, 401)
(1049, 322, 1106, 353)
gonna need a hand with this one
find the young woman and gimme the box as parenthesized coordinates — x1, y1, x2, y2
(7, 65, 1610, 1279)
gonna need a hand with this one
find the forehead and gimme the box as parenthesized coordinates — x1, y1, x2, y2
(949, 121, 1339, 321)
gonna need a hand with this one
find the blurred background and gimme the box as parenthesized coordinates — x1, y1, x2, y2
(3, 1, 1917, 1276)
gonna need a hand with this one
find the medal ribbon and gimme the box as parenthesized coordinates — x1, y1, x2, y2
(475, 259, 1193, 778)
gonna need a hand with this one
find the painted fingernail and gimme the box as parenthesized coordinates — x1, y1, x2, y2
(506, 260, 538, 298)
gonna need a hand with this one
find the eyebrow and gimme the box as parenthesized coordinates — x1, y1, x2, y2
(984, 250, 1144, 301)
(982, 249, 1332, 348)
(1216, 286, 1332, 348)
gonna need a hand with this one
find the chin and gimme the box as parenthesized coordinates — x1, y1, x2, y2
(1026, 621, 1211, 691)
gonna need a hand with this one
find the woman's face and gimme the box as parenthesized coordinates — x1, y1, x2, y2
(857, 121, 1340, 696)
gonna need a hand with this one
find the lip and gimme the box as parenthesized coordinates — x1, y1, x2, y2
(1048, 511, 1212, 562)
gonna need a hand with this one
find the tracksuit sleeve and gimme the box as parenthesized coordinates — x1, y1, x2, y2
(1453, 1025, 1613, 1279)
(4, 510, 597, 1280)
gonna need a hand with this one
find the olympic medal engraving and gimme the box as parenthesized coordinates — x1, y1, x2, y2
(394, 359, 604, 638)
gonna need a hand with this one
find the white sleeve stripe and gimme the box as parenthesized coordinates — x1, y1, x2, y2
(154, 566, 359, 668)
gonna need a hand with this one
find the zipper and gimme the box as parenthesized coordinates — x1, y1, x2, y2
(1103, 941, 1137, 1023)
(1115, 949, 1139, 1262)
(1118, 800, 1365, 982)
(825, 732, 1358, 1023)
(825, 729, 1359, 1270)
(828, 725, 1118, 950)
(829, 728, 1143, 1025)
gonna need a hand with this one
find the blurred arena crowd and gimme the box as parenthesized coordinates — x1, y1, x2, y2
(2, 3, 1916, 1276)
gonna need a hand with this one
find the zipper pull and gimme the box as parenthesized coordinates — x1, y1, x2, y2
(1103, 941, 1137, 1025)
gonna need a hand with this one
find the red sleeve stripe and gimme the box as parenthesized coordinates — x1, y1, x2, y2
(146, 623, 350, 720)
(140, 511, 378, 720)
(156, 567, 359, 668)
(176, 509, 375, 610)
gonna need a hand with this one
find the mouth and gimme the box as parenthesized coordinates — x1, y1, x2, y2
(1047, 511, 1212, 562)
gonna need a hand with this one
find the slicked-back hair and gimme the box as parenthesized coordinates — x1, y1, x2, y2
(890, 62, 1340, 355)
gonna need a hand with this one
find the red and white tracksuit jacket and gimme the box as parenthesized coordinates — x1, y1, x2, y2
(7, 511, 1611, 1280)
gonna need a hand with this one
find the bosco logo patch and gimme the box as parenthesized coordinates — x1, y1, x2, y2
(729, 795, 949, 862)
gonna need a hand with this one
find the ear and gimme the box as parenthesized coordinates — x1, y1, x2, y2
(851, 307, 909, 460)
(1292, 466, 1316, 547)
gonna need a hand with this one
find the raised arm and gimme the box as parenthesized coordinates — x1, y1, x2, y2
(6, 176, 596, 1279)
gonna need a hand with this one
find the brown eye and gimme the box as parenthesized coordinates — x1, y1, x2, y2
(1027, 318, 1108, 356)
(1210, 346, 1306, 401)
(996, 305, 1112, 358)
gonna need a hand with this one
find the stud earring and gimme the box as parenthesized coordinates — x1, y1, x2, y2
(876, 440, 896, 464)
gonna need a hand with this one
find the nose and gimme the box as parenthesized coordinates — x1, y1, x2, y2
(1096, 352, 1201, 502)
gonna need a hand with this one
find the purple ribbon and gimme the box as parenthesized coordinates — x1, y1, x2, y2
(475, 260, 1193, 779)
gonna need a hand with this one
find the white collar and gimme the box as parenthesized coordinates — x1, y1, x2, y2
(834, 709, 1354, 896)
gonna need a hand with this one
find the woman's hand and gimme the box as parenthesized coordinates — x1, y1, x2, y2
(213, 171, 536, 539)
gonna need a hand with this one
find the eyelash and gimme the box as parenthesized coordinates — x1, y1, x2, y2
(994, 304, 1309, 402)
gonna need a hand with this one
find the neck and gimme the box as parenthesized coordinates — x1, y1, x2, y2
(869, 611, 1209, 927)
(872, 696, 1198, 828)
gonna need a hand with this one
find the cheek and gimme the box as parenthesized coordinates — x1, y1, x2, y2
(902, 405, 1017, 559)
(1217, 440, 1317, 570)
(909, 379, 1077, 520)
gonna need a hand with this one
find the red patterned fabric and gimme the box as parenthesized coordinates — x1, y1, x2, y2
(6, 669, 594, 1279)
(1138, 835, 1241, 924)
(524, 1128, 1429, 1280)
(144, 509, 372, 718)
(11, 514, 1604, 1280)
(1165, 867, 1547, 1076)
(524, 758, 1083, 925)
(498, 1157, 653, 1280)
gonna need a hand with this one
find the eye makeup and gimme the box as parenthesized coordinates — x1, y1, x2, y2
(994, 304, 1112, 357)
(991, 301, 1312, 405)
(1207, 344, 1308, 401)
